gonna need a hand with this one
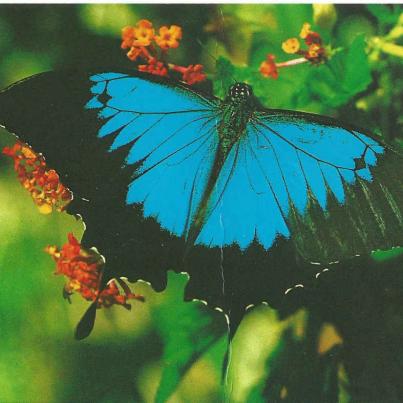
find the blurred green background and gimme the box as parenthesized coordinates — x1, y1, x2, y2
(0, 4, 402, 402)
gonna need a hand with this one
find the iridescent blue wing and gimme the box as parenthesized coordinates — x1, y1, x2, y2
(193, 109, 403, 262)
(86, 73, 219, 239)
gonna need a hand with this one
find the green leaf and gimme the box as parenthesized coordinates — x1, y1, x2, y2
(154, 272, 226, 403)
(372, 247, 403, 262)
(246, 313, 345, 403)
(213, 56, 236, 99)
(79, 4, 139, 36)
(366, 5, 402, 25)
(307, 35, 372, 108)
(342, 34, 372, 95)
(215, 58, 316, 111)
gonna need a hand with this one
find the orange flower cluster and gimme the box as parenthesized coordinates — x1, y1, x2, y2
(260, 22, 327, 80)
(121, 19, 206, 85)
(259, 54, 279, 79)
(2, 142, 72, 214)
(283, 23, 327, 64)
(46, 233, 145, 309)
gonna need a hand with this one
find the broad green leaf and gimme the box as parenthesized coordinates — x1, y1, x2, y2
(79, 4, 139, 36)
(213, 56, 235, 99)
(246, 313, 344, 403)
(367, 4, 402, 25)
(306, 35, 372, 108)
(214, 55, 316, 110)
(153, 272, 226, 403)
(342, 34, 372, 95)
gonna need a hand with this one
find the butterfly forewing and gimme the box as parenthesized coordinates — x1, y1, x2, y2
(250, 110, 403, 261)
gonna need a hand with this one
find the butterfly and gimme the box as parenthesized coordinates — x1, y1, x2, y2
(0, 70, 402, 338)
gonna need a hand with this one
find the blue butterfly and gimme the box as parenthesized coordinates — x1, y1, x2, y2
(0, 70, 402, 337)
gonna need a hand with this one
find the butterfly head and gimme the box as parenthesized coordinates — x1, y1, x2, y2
(229, 83, 253, 102)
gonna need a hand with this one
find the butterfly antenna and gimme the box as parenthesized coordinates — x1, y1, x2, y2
(217, 6, 238, 90)
(196, 38, 218, 67)
(218, 6, 226, 95)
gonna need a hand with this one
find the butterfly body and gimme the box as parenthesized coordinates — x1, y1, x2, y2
(0, 70, 402, 336)
(185, 83, 259, 247)
(219, 83, 255, 148)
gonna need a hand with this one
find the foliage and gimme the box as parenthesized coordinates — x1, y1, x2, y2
(153, 272, 226, 403)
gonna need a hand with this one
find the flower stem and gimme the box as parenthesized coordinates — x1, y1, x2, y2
(276, 57, 308, 68)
